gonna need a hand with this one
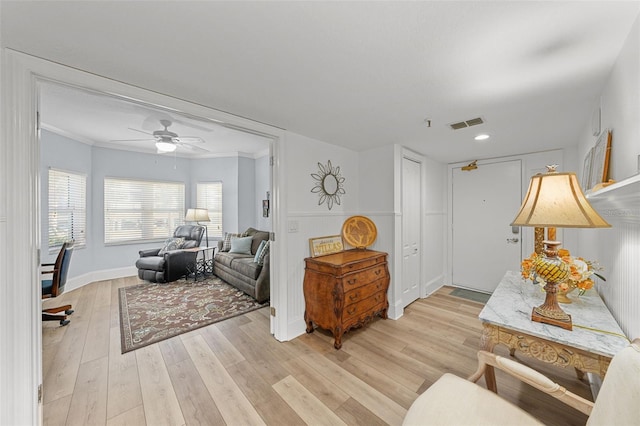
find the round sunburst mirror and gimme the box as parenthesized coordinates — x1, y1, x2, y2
(311, 160, 345, 210)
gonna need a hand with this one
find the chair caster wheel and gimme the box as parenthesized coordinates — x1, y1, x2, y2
(65, 309, 74, 315)
(60, 319, 70, 326)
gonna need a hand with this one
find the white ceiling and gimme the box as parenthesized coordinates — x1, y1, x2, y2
(38, 81, 273, 158)
(2, 1, 639, 163)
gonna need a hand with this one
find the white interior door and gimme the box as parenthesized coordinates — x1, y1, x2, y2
(452, 160, 522, 293)
(401, 157, 421, 307)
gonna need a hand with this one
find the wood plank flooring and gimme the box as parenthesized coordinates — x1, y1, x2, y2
(42, 276, 592, 425)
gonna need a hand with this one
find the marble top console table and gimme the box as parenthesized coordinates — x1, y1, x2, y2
(478, 271, 629, 393)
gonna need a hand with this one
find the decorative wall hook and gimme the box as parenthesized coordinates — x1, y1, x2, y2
(462, 160, 478, 171)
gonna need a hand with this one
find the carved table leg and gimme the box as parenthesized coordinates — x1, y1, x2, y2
(480, 323, 498, 393)
(304, 312, 314, 333)
(334, 327, 343, 350)
(574, 367, 585, 381)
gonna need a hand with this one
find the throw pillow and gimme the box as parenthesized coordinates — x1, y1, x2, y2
(253, 240, 267, 263)
(256, 240, 270, 266)
(229, 236, 253, 255)
(158, 237, 185, 255)
(221, 232, 246, 252)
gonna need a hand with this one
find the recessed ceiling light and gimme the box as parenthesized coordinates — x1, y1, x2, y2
(474, 134, 490, 141)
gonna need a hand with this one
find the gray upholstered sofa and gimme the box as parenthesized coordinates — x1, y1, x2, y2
(214, 228, 270, 303)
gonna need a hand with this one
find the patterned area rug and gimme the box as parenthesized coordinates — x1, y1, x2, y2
(119, 276, 268, 353)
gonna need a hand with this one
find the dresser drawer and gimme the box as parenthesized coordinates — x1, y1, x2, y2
(342, 292, 386, 322)
(338, 255, 386, 275)
(344, 278, 387, 306)
(343, 264, 387, 291)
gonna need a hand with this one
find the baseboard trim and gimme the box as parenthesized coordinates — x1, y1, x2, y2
(65, 266, 138, 293)
(423, 274, 444, 298)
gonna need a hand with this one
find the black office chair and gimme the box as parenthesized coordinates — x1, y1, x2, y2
(42, 240, 75, 326)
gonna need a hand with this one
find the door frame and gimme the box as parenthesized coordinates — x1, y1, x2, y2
(391, 146, 425, 319)
(0, 48, 288, 426)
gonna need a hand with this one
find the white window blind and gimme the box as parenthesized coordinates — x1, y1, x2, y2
(104, 178, 185, 244)
(196, 182, 223, 239)
(48, 168, 87, 251)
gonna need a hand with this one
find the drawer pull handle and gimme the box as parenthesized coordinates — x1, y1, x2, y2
(349, 293, 359, 301)
(375, 269, 381, 275)
(347, 307, 357, 315)
(347, 279, 357, 285)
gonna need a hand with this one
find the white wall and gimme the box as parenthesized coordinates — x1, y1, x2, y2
(254, 154, 272, 231)
(576, 15, 640, 340)
(238, 156, 256, 232)
(283, 131, 361, 337)
(421, 154, 447, 296)
(191, 156, 239, 236)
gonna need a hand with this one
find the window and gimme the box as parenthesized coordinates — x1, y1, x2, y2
(196, 182, 223, 239)
(104, 178, 185, 244)
(48, 168, 87, 251)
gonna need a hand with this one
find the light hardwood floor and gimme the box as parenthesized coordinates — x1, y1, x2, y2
(42, 276, 592, 425)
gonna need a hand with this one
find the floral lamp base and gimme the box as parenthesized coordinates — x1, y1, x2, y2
(530, 241, 573, 331)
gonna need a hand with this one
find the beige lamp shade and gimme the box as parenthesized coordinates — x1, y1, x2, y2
(185, 208, 210, 222)
(511, 171, 610, 228)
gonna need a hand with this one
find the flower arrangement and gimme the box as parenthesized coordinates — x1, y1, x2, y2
(521, 249, 605, 296)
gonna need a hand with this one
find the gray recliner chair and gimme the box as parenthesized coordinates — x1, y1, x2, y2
(135, 225, 205, 283)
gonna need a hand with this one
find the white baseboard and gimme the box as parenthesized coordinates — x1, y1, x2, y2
(65, 266, 138, 293)
(388, 299, 404, 320)
(423, 274, 444, 298)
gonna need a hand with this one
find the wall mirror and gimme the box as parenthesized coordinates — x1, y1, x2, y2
(311, 160, 345, 210)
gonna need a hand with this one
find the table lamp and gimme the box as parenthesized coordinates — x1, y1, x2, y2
(185, 208, 211, 247)
(510, 165, 610, 330)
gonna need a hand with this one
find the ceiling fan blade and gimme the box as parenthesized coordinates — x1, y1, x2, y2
(127, 127, 153, 136)
(110, 138, 155, 143)
(175, 136, 205, 143)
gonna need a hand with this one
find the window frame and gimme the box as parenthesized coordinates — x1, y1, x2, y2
(196, 181, 223, 239)
(103, 177, 186, 246)
(48, 167, 87, 253)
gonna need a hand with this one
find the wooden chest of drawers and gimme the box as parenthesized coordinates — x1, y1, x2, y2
(303, 249, 390, 349)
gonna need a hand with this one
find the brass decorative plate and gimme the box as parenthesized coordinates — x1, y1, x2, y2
(342, 216, 377, 249)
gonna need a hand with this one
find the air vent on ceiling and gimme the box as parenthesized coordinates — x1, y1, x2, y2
(449, 117, 484, 130)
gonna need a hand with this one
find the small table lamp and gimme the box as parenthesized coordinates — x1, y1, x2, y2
(510, 165, 610, 330)
(185, 208, 211, 247)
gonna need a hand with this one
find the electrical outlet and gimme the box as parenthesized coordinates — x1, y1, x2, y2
(288, 220, 299, 233)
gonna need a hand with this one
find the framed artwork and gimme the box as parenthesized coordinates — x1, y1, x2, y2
(309, 235, 344, 257)
(589, 129, 612, 190)
(582, 147, 593, 191)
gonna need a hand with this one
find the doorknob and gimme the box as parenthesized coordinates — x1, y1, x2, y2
(506, 238, 519, 244)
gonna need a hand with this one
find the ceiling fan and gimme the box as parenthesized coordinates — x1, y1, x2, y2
(112, 119, 209, 154)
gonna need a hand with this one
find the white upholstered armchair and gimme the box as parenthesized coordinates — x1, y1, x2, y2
(404, 338, 640, 425)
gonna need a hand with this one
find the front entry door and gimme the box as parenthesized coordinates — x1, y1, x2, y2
(452, 160, 522, 293)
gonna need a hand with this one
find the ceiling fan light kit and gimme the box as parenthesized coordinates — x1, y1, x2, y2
(156, 140, 177, 152)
